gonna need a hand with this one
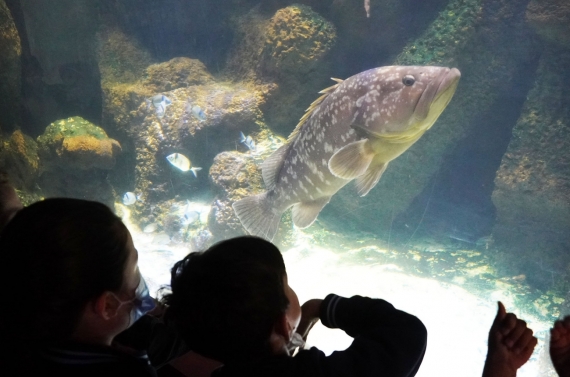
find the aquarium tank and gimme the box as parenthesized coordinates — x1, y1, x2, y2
(0, 0, 568, 375)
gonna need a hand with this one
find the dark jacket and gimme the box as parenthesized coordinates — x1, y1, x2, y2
(213, 294, 427, 377)
(10, 315, 188, 377)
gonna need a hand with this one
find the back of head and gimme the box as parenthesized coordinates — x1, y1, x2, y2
(164, 236, 289, 363)
(0, 198, 129, 355)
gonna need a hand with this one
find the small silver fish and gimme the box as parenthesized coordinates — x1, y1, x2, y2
(239, 132, 256, 151)
(233, 66, 461, 241)
(153, 233, 171, 245)
(190, 105, 206, 121)
(184, 211, 200, 225)
(143, 223, 158, 233)
(122, 192, 139, 206)
(166, 153, 191, 172)
(182, 200, 200, 225)
(149, 94, 172, 118)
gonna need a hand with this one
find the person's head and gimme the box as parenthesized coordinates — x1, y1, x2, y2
(0, 198, 144, 352)
(164, 236, 301, 363)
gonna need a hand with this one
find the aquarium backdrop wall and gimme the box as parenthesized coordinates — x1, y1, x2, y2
(1, 0, 569, 375)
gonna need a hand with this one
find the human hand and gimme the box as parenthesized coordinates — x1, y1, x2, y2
(482, 302, 537, 377)
(296, 299, 323, 340)
(550, 316, 570, 377)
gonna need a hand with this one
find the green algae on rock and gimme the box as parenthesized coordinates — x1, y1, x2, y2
(37, 116, 121, 171)
(0, 0, 21, 131)
(492, 46, 570, 291)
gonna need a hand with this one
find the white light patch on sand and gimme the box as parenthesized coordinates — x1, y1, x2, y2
(120, 204, 556, 377)
(283, 245, 555, 377)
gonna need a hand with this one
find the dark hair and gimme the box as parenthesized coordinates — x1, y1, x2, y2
(163, 236, 289, 363)
(0, 198, 130, 350)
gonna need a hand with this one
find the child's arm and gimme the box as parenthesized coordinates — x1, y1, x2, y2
(299, 294, 427, 377)
(550, 316, 570, 377)
(482, 302, 537, 377)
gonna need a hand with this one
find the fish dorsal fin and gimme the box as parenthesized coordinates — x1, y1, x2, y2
(286, 78, 344, 144)
(261, 144, 290, 191)
(328, 139, 374, 180)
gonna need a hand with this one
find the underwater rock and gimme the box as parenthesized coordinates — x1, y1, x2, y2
(97, 26, 154, 85)
(102, 57, 215, 135)
(60, 135, 121, 170)
(208, 150, 294, 244)
(259, 5, 336, 76)
(37, 116, 121, 171)
(35, 117, 121, 207)
(226, 4, 336, 78)
(143, 57, 215, 93)
(207, 151, 263, 241)
(225, 5, 336, 134)
(0, 0, 21, 131)
(126, 79, 266, 221)
(526, 0, 570, 49)
(491, 46, 570, 290)
(0, 130, 40, 191)
(12, 0, 103, 136)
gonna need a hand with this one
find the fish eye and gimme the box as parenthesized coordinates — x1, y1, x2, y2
(402, 75, 415, 86)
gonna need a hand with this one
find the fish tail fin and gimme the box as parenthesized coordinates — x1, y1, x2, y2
(232, 192, 282, 241)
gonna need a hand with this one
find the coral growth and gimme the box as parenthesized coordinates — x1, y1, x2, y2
(37, 116, 121, 171)
(61, 135, 121, 170)
(101, 57, 216, 134)
(260, 5, 336, 75)
(143, 57, 215, 92)
(225, 5, 336, 134)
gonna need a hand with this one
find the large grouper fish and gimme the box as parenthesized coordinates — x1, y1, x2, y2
(233, 65, 461, 240)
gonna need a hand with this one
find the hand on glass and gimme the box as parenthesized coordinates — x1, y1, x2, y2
(550, 316, 570, 377)
(483, 301, 537, 377)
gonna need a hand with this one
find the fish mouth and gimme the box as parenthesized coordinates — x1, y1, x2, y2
(413, 67, 461, 122)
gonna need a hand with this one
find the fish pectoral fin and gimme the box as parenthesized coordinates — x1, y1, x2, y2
(354, 162, 388, 197)
(261, 144, 290, 191)
(291, 197, 331, 229)
(328, 139, 374, 180)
